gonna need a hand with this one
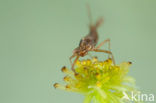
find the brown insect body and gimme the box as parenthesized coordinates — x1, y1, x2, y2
(73, 25, 99, 57)
(70, 6, 115, 72)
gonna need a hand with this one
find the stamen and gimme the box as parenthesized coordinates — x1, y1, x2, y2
(61, 66, 74, 75)
(128, 61, 132, 65)
(95, 73, 101, 79)
(65, 84, 71, 89)
(63, 76, 70, 82)
(53, 83, 66, 90)
(53, 83, 59, 88)
(61, 66, 67, 72)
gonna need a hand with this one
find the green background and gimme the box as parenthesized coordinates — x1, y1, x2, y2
(0, 0, 156, 103)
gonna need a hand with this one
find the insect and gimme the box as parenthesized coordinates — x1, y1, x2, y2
(70, 6, 115, 72)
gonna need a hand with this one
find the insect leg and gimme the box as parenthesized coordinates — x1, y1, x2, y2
(96, 38, 111, 58)
(93, 49, 115, 65)
(69, 54, 76, 65)
(86, 4, 92, 27)
(71, 56, 79, 72)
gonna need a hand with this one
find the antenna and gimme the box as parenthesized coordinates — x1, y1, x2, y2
(86, 4, 92, 26)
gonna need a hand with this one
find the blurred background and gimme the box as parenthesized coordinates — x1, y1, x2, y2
(0, 0, 156, 103)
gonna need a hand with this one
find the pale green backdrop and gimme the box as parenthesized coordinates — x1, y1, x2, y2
(0, 0, 156, 103)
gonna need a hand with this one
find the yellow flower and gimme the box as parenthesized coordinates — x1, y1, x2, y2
(54, 58, 140, 103)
